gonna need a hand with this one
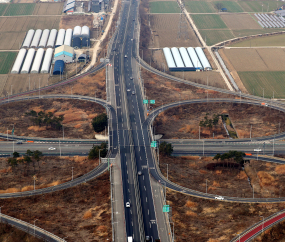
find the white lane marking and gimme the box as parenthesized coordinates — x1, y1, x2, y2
(146, 197, 147, 202)
(144, 186, 146, 191)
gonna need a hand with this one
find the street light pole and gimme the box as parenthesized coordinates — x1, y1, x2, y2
(167, 164, 168, 180)
(99, 149, 103, 165)
(72, 167, 74, 181)
(34, 219, 38, 236)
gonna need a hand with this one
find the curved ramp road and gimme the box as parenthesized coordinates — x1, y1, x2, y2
(230, 209, 285, 242)
(1, 213, 65, 242)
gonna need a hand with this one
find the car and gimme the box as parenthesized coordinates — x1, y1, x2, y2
(127, 89, 131, 92)
(132, 91, 135, 95)
(16, 141, 23, 144)
(48, 147, 56, 151)
(130, 77, 133, 80)
(113, 48, 116, 51)
(138, 171, 142, 175)
(215, 196, 224, 200)
(126, 202, 130, 207)
(124, 55, 127, 58)
(133, 19, 135, 21)
(145, 236, 150, 241)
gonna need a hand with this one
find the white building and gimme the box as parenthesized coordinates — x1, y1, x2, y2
(54, 45, 74, 63)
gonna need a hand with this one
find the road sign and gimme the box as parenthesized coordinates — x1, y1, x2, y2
(150, 100, 155, 104)
(143, 100, 148, 104)
(163, 205, 170, 212)
(254, 149, 262, 152)
(151, 141, 157, 148)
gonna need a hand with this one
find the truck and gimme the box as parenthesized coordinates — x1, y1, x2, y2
(128, 236, 133, 242)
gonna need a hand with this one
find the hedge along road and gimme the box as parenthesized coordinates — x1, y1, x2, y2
(0, 94, 119, 198)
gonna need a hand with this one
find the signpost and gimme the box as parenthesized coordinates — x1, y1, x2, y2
(163, 205, 170, 212)
(143, 99, 148, 104)
(151, 141, 157, 148)
(150, 100, 155, 104)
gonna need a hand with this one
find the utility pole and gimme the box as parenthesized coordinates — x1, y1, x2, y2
(72, 167, 74, 181)
(199, 126, 200, 139)
(250, 125, 252, 139)
(167, 164, 168, 180)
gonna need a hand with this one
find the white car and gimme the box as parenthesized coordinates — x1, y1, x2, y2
(124, 55, 127, 58)
(215, 196, 224, 200)
(126, 202, 130, 207)
(127, 89, 131, 92)
(48, 147, 56, 150)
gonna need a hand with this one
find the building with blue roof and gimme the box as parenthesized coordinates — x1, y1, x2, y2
(54, 45, 74, 63)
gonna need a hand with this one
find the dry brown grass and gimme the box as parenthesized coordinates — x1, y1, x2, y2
(185, 200, 197, 208)
(236, 171, 248, 180)
(83, 210, 92, 219)
(275, 165, 285, 175)
(212, 181, 220, 187)
(257, 171, 276, 187)
(28, 126, 47, 132)
(186, 210, 197, 216)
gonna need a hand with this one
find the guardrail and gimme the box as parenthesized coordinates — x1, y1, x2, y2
(1, 213, 65, 242)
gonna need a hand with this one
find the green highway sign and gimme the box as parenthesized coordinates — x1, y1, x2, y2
(163, 205, 170, 212)
(143, 99, 148, 104)
(151, 141, 157, 148)
(150, 100, 155, 104)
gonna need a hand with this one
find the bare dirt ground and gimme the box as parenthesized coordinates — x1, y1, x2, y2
(221, 13, 261, 30)
(0, 98, 106, 139)
(149, 14, 201, 48)
(154, 103, 285, 139)
(0, 172, 111, 242)
(42, 68, 106, 99)
(142, 68, 235, 110)
(221, 48, 285, 72)
(160, 155, 285, 241)
(33, 3, 64, 15)
(59, 15, 94, 29)
(0, 156, 99, 192)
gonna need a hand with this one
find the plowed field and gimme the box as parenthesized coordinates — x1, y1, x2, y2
(221, 13, 261, 30)
(33, 3, 64, 15)
(150, 14, 201, 48)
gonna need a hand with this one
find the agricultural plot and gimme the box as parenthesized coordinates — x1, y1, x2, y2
(149, 1, 180, 13)
(213, 1, 244, 13)
(150, 14, 201, 48)
(0, 4, 7, 16)
(221, 13, 261, 30)
(184, 1, 215, 13)
(239, 1, 283, 13)
(238, 71, 285, 98)
(33, 3, 64, 15)
(199, 29, 234, 45)
(4, 3, 35, 16)
(222, 48, 285, 71)
(0, 32, 26, 50)
(0, 52, 17, 74)
(191, 14, 227, 29)
(233, 28, 285, 38)
(230, 34, 285, 47)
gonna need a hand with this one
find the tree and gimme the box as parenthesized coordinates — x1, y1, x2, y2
(88, 142, 108, 160)
(7, 158, 17, 170)
(159, 142, 173, 156)
(33, 150, 43, 171)
(215, 2, 222, 11)
(13, 152, 20, 158)
(92, 113, 108, 133)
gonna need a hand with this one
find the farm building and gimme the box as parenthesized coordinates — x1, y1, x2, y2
(21, 48, 35, 74)
(91, 0, 101, 12)
(179, 47, 195, 71)
(163, 47, 176, 71)
(54, 45, 74, 63)
(187, 47, 203, 70)
(73, 26, 82, 38)
(55, 29, 66, 48)
(11, 49, 27, 74)
(171, 47, 184, 70)
(31, 48, 45, 74)
(82, 37, 90, 47)
(64, 29, 73, 46)
(81, 26, 90, 38)
(47, 29, 57, 48)
(72, 37, 81, 49)
(53, 60, 65, 75)
(39, 29, 50, 48)
(63, 0, 75, 13)
(41, 48, 53, 73)
(195, 47, 212, 70)
(22, 29, 35, 48)
(30, 29, 43, 48)
(78, 54, 87, 62)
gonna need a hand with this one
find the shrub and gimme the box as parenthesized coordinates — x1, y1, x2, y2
(92, 113, 107, 133)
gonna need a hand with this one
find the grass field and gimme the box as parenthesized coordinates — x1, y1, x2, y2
(200, 29, 234, 45)
(0, 52, 17, 74)
(149, 1, 180, 13)
(238, 71, 285, 98)
(4, 3, 35, 16)
(185, 1, 215, 13)
(213, 1, 244, 12)
(191, 14, 227, 29)
(230, 34, 285, 47)
(239, 1, 283, 12)
(0, 4, 8, 16)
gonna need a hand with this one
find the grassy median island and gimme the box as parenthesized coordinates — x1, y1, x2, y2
(160, 155, 285, 241)
(0, 172, 111, 242)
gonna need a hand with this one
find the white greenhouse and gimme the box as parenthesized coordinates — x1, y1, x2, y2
(22, 29, 35, 48)
(163, 47, 176, 71)
(31, 48, 45, 73)
(64, 28, 73, 46)
(47, 29, 57, 48)
(187, 47, 203, 70)
(195, 47, 212, 70)
(171, 47, 184, 68)
(55, 29, 65, 48)
(39, 29, 50, 48)
(11, 49, 27, 74)
(179, 47, 195, 70)
(30, 29, 43, 48)
(73, 26, 81, 37)
(81, 26, 90, 38)
(21, 48, 35, 74)
(41, 48, 53, 73)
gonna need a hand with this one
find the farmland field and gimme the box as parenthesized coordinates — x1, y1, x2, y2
(184, 1, 215, 13)
(213, 1, 244, 12)
(33, 3, 64, 15)
(4, 3, 35, 16)
(239, 1, 283, 12)
(150, 14, 201, 47)
(191, 14, 227, 29)
(0, 4, 8, 16)
(149, 1, 180, 13)
(233, 28, 285, 38)
(222, 48, 285, 71)
(230, 34, 285, 47)
(238, 71, 285, 98)
(199, 29, 234, 45)
(221, 13, 261, 30)
(0, 52, 17, 74)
